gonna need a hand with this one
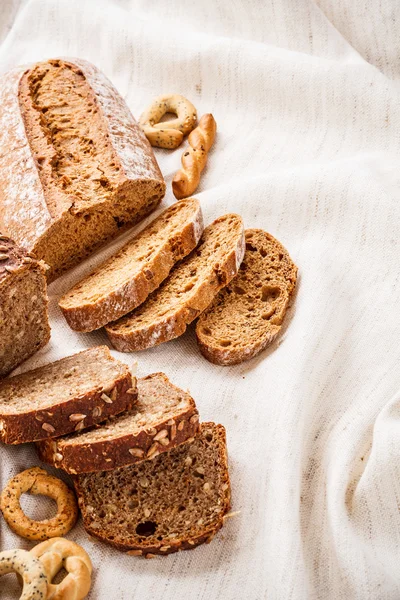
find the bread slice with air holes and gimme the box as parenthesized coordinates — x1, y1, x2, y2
(105, 214, 245, 352)
(0, 346, 136, 445)
(59, 198, 204, 332)
(36, 372, 200, 474)
(196, 229, 297, 365)
(74, 422, 231, 556)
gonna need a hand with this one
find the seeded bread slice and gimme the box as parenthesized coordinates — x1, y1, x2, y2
(74, 422, 230, 556)
(0, 346, 136, 444)
(37, 372, 199, 474)
(59, 199, 204, 332)
(105, 214, 245, 351)
(196, 229, 297, 365)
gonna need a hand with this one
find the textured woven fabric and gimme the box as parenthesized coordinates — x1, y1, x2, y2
(1, 1, 400, 598)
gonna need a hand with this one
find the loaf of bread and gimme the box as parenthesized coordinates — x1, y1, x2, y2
(0, 235, 50, 377)
(0, 58, 165, 281)
(37, 372, 200, 474)
(75, 423, 231, 556)
(0, 346, 136, 444)
(59, 198, 204, 332)
(106, 214, 245, 351)
(196, 229, 297, 365)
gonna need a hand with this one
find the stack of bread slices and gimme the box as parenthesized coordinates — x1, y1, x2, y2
(59, 197, 297, 366)
(0, 346, 231, 556)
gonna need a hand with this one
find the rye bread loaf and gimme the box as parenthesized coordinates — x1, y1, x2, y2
(75, 422, 231, 556)
(196, 229, 298, 365)
(59, 198, 204, 332)
(105, 214, 245, 352)
(0, 235, 50, 377)
(37, 372, 200, 474)
(0, 346, 136, 444)
(0, 58, 165, 281)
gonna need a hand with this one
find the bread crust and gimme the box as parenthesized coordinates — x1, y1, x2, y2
(0, 58, 165, 281)
(0, 348, 136, 445)
(59, 199, 204, 332)
(105, 214, 245, 352)
(196, 229, 297, 365)
(36, 373, 199, 474)
(74, 423, 231, 556)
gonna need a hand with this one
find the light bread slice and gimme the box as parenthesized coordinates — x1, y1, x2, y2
(196, 229, 297, 365)
(37, 373, 199, 474)
(59, 199, 203, 332)
(0, 346, 136, 444)
(105, 214, 245, 351)
(74, 422, 231, 556)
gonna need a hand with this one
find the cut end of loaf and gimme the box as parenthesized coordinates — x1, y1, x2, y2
(75, 422, 231, 555)
(196, 229, 297, 365)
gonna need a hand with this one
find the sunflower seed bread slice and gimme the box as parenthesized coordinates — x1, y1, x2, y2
(105, 214, 245, 351)
(0, 235, 50, 377)
(196, 229, 297, 365)
(59, 199, 204, 332)
(74, 422, 231, 556)
(0, 346, 136, 444)
(37, 372, 200, 474)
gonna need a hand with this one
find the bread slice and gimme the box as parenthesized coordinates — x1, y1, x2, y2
(75, 422, 231, 556)
(59, 199, 204, 332)
(196, 229, 297, 365)
(0, 346, 136, 445)
(0, 235, 50, 377)
(105, 214, 245, 351)
(37, 373, 200, 474)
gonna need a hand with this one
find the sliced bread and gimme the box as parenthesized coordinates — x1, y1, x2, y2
(37, 372, 199, 474)
(0, 346, 136, 445)
(105, 214, 245, 351)
(75, 422, 231, 556)
(0, 235, 50, 377)
(196, 229, 297, 365)
(59, 199, 204, 332)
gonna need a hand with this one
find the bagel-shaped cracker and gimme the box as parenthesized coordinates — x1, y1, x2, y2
(0, 549, 48, 600)
(31, 538, 93, 600)
(139, 94, 197, 149)
(0, 467, 78, 541)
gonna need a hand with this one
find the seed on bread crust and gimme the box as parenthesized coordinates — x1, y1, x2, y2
(69, 413, 86, 422)
(101, 393, 113, 404)
(129, 448, 144, 458)
(42, 422, 55, 433)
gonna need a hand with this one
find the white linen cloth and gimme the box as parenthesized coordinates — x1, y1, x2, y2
(1, 1, 400, 598)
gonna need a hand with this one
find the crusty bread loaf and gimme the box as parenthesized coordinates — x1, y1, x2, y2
(105, 214, 245, 351)
(196, 229, 297, 365)
(59, 199, 204, 332)
(0, 235, 50, 377)
(75, 422, 231, 556)
(0, 346, 136, 444)
(37, 372, 200, 474)
(0, 58, 165, 281)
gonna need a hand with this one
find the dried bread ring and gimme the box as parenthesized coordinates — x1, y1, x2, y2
(139, 94, 197, 149)
(0, 467, 78, 541)
(31, 538, 93, 600)
(0, 549, 48, 600)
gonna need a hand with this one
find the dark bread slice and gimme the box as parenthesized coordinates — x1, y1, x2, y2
(59, 199, 204, 332)
(0, 346, 136, 444)
(37, 372, 199, 474)
(0, 235, 50, 377)
(75, 422, 231, 556)
(196, 229, 297, 365)
(105, 214, 245, 351)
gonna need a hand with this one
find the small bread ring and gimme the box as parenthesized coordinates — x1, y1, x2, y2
(139, 94, 197, 149)
(0, 467, 78, 541)
(31, 538, 93, 600)
(0, 549, 48, 600)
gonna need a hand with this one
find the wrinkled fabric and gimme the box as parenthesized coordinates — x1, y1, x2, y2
(1, 1, 400, 598)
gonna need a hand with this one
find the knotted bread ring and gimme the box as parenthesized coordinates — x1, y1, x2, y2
(0, 467, 78, 541)
(0, 549, 48, 600)
(139, 94, 197, 149)
(31, 538, 93, 600)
